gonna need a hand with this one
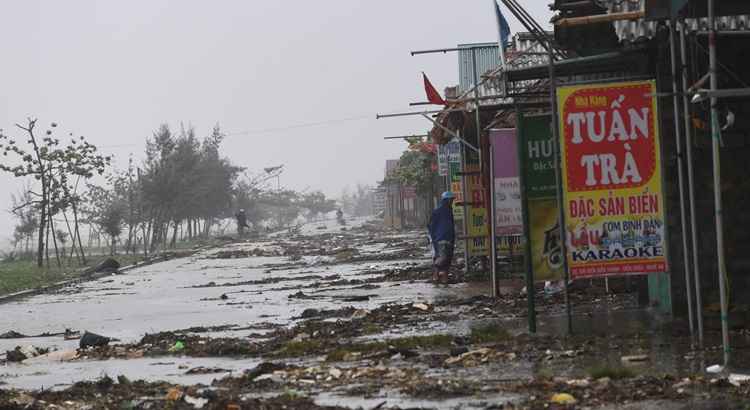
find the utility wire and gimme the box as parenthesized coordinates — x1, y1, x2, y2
(225, 114, 372, 137)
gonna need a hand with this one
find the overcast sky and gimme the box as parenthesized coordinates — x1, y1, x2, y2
(0, 1, 552, 248)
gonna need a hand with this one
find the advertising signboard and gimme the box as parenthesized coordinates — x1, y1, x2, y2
(518, 114, 563, 281)
(465, 164, 489, 256)
(490, 129, 523, 236)
(557, 80, 668, 279)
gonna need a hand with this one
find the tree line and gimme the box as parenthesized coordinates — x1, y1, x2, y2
(2, 119, 351, 267)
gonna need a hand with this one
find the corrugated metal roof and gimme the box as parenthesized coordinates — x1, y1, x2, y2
(458, 42, 500, 94)
(596, 0, 750, 43)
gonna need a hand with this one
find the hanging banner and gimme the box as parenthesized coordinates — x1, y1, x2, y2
(490, 129, 522, 236)
(557, 80, 668, 279)
(438, 139, 459, 177)
(446, 139, 465, 220)
(518, 114, 563, 281)
(437, 145, 448, 176)
(466, 164, 489, 256)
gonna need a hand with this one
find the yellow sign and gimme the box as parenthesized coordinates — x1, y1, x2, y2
(466, 164, 489, 256)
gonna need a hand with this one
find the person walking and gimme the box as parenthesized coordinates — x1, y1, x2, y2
(428, 191, 456, 284)
(235, 209, 249, 236)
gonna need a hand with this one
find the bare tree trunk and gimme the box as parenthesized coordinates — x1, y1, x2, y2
(142, 220, 150, 258)
(203, 219, 211, 237)
(48, 212, 61, 268)
(37, 197, 47, 268)
(62, 211, 80, 264)
(170, 220, 179, 248)
(75, 213, 86, 266)
(45, 214, 51, 269)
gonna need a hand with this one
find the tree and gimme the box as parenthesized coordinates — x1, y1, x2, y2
(340, 184, 374, 217)
(387, 138, 440, 224)
(9, 188, 38, 257)
(56, 229, 68, 259)
(389, 149, 436, 195)
(263, 189, 301, 229)
(299, 191, 337, 221)
(135, 123, 242, 250)
(0, 119, 110, 267)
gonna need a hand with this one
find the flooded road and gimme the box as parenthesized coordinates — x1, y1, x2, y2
(0, 219, 458, 389)
(1, 218, 749, 409)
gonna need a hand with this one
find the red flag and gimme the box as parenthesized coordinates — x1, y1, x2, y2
(423, 72, 446, 106)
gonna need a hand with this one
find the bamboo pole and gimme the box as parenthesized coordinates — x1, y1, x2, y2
(707, 0, 730, 369)
(555, 11, 645, 28)
(679, 20, 705, 346)
(669, 19, 696, 338)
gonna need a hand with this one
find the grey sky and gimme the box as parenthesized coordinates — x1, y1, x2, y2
(0, 1, 552, 248)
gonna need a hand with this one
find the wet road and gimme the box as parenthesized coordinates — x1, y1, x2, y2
(0, 218, 465, 390)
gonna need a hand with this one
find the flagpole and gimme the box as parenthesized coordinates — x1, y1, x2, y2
(493, 0, 508, 68)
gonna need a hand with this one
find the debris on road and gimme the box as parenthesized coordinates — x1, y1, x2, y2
(5, 345, 48, 362)
(79, 331, 111, 349)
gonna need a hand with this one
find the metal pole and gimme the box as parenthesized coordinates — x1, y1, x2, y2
(517, 111, 537, 333)
(460, 136, 470, 276)
(470, 48, 488, 280)
(421, 113, 480, 153)
(680, 20, 704, 346)
(490, 143, 499, 297)
(669, 19, 695, 338)
(708, 0, 730, 368)
(548, 46, 573, 335)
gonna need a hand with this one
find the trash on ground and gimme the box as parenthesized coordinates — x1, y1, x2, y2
(550, 392, 577, 405)
(79, 331, 111, 349)
(168, 340, 186, 352)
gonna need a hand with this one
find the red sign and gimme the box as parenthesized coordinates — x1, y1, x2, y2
(561, 82, 657, 192)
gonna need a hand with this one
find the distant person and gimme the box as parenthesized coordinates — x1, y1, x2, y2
(235, 209, 249, 236)
(428, 192, 456, 284)
(336, 208, 345, 225)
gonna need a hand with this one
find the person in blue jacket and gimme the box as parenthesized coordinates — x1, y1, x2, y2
(428, 191, 456, 284)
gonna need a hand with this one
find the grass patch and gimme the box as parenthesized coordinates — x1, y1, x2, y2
(0, 254, 149, 297)
(588, 365, 637, 380)
(278, 339, 326, 357)
(0, 260, 73, 296)
(469, 324, 511, 344)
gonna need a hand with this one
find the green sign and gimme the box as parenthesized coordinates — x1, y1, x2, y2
(519, 114, 556, 200)
(518, 113, 562, 281)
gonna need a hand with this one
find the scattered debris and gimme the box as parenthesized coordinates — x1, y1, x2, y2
(79, 331, 111, 349)
(729, 373, 750, 387)
(83, 258, 120, 275)
(5, 345, 48, 362)
(621, 354, 649, 363)
(0, 331, 27, 339)
(550, 392, 577, 405)
(185, 366, 230, 375)
(168, 340, 186, 353)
